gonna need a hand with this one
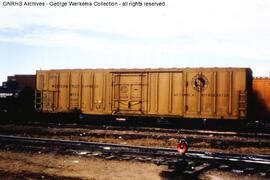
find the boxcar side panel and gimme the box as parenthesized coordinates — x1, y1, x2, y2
(185, 71, 199, 116)
(171, 72, 184, 115)
(146, 72, 184, 116)
(58, 71, 69, 112)
(217, 71, 231, 118)
(80, 71, 112, 115)
(182, 69, 249, 120)
(36, 68, 251, 120)
(92, 71, 106, 113)
(81, 71, 92, 113)
(157, 73, 170, 114)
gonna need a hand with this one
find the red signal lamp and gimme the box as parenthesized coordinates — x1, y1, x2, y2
(177, 139, 188, 155)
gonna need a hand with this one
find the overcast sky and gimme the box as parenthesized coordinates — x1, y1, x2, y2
(0, 0, 270, 83)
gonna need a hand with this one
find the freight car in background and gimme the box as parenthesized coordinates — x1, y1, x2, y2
(0, 75, 36, 113)
(35, 68, 253, 122)
(7, 75, 36, 90)
(252, 77, 270, 122)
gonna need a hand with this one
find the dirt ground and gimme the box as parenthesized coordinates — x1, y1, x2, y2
(0, 150, 267, 180)
(0, 123, 269, 179)
(0, 150, 164, 180)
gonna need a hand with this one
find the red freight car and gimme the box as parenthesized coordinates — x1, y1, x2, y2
(7, 75, 36, 89)
(252, 77, 270, 121)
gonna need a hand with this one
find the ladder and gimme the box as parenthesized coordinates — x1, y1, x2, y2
(238, 91, 247, 118)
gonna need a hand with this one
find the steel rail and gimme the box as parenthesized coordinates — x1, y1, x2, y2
(33, 123, 270, 139)
(1, 122, 270, 139)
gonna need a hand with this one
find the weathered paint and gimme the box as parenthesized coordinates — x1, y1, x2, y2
(36, 68, 252, 120)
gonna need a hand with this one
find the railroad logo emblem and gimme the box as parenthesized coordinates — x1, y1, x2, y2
(192, 74, 208, 92)
(120, 85, 128, 93)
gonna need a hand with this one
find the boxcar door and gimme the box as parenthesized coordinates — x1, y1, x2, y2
(112, 73, 147, 114)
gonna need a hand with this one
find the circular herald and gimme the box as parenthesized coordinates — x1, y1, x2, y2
(192, 74, 208, 92)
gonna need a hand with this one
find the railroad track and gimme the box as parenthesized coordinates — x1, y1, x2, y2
(2, 121, 270, 139)
(0, 124, 269, 157)
(0, 135, 269, 177)
(0, 124, 269, 152)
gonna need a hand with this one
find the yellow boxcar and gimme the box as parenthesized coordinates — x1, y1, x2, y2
(35, 68, 252, 120)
